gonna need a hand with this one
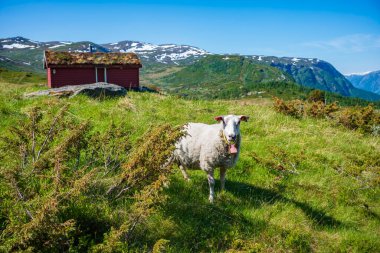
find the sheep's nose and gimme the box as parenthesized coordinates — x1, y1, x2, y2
(228, 134, 236, 140)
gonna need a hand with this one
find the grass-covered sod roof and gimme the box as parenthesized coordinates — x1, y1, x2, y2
(44, 50, 141, 67)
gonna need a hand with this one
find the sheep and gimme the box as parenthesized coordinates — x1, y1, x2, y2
(173, 115, 249, 203)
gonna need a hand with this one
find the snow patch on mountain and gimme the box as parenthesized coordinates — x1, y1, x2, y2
(160, 44, 176, 48)
(128, 43, 158, 52)
(345, 71, 373, 76)
(155, 50, 205, 62)
(3, 43, 35, 49)
(49, 44, 65, 49)
(101, 40, 209, 64)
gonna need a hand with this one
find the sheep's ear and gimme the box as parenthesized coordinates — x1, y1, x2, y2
(214, 116, 224, 122)
(239, 115, 249, 122)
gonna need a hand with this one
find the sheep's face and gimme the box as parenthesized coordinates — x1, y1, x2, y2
(215, 115, 249, 143)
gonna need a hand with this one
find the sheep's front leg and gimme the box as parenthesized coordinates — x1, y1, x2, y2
(207, 170, 215, 203)
(220, 167, 227, 191)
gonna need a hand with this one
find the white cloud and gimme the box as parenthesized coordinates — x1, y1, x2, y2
(301, 34, 380, 53)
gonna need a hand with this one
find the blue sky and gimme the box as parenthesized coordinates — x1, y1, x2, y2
(0, 0, 379, 74)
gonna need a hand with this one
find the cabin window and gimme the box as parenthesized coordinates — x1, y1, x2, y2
(53, 69, 56, 75)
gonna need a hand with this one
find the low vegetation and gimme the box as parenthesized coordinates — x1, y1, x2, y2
(45, 51, 141, 66)
(0, 75, 379, 252)
(274, 93, 380, 135)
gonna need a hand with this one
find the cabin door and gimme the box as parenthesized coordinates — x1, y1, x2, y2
(96, 67, 106, 83)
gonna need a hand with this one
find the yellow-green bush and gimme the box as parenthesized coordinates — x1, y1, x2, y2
(273, 97, 338, 119)
(273, 97, 305, 118)
(273, 97, 379, 135)
(337, 105, 380, 135)
(307, 89, 325, 103)
(0, 104, 182, 252)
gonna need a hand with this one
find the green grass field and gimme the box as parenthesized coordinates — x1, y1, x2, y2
(0, 78, 379, 252)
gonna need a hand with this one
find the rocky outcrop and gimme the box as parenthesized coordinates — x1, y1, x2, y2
(25, 82, 127, 98)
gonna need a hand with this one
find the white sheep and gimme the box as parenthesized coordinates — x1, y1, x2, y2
(173, 115, 249, 202)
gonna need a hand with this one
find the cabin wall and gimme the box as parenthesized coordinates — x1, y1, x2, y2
(46, 66, 140, 89)
(47, 68, 52, 88)
(107, 68, 139, 88)
(49, 67, 96, 88)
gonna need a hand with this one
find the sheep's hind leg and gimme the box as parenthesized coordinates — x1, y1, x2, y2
(179, 165, 190, 181)
(207, 170, 215, 203)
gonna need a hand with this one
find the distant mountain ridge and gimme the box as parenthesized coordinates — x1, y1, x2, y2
(247, 56, 352, 95)
(0, 36, 208, 68)
(242, 54, 380, 100)
(345, 71, 380, 95)
(1, 36, 379, 101)
(101, 41, 208, 65)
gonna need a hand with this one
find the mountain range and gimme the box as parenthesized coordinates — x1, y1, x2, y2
(0, 36, 208, 72)
(1, 36, 379, 101)
(345, 71, 380, 95)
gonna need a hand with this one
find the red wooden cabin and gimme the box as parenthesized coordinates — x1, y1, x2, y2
(43, 51, 142, 88)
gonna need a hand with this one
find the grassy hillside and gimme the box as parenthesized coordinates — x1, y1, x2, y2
(147, 56, 380, 107)
(155, 55, 297, 99)
(0, 48, 45, 73)
(0, 79, 379, 252)
(0, 68, 46, 84)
